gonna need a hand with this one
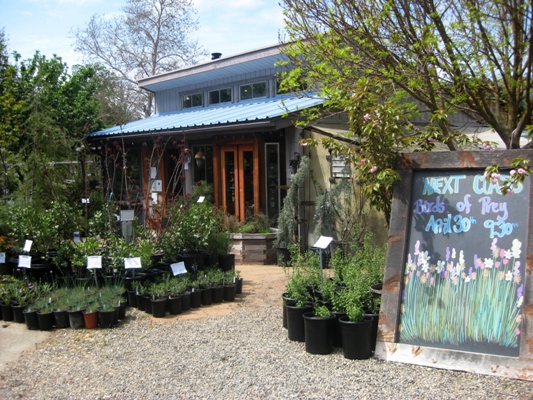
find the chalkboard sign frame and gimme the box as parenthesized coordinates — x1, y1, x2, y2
(374, 150, 533, 381)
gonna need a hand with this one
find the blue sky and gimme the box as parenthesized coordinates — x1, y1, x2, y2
(0, 0, 286, 68)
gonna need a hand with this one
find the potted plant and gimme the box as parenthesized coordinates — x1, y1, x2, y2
(284, 260, 314, 342)
(161, 202, 219, 271)
(303, 304, 336, 354)
(335, 288, 373, 360)
(222, 269, 237, 302)
(274, 156, 311, 266)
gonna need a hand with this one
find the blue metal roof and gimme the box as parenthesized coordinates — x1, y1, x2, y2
(88, 94, 324, 138)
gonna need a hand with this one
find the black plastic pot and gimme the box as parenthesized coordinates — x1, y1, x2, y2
(127, 290, 137, 308)
(332, 311, 347, 348)
(98, 309, 115, 329)
(24, 309, 39, 330)
(53, 310, 70, 329)
(223, 284, 236, 302)
(136, 293, 146, 311)
(68, 310, 85, 329)
(12, 304, 25, 323)
(190, 290, 202, 308)
(218, 254, 235, 271)
(1, 302, 14, 321)
(181, 292, 191, 311)
(201, 287, 212, 306)
(286, 304, 313, 342)
(235, 277, 243, 295)
(168, 296, 182, 315)
(282, 294, 296, 329)
(37, 312, 54, 331)
(364, 313, 379, 351)
(211, 286, 224, 303)
(339, 316, 373, 360)
(151, 297, 167, 318)
(303, 312, 336, 355)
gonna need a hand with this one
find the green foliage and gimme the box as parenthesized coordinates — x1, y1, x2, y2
(162, 201, 226, 260)
(314, 304, 331, 318)
(275, 156, 311, 248)
(238, 213, 271, 234)
(280, 0, 533, 224)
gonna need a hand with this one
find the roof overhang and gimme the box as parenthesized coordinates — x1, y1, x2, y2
(139, 44, 288, 92)
(87, 94, 324, 140)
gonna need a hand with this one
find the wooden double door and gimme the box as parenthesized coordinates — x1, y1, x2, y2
(219, 144, 259, 222)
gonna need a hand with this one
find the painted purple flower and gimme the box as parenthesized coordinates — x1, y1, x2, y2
(517, 284, 524, 299)
(473, 254, 478, 268)
(446, 246, 450, 261)
(514, 261, 521, 276)
(468, 267, 473, 278)
(490, 238, 498, 252)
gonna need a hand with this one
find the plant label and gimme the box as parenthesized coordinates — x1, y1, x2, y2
(23, 240, 32, 252)
(313, 236, 333, 249)
(81, 198, 90, 203)
(124, 257, 142, 269)
(197, 196, 205, 203)
(73, 231, 81, 243)
(87, 256, 102, 269)
(0, 252, 5, 264)
(170, 262, 187, 276)
(18, 255, 31, 268)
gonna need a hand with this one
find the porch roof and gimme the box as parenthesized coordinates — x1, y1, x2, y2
(87, 94, 324, 139)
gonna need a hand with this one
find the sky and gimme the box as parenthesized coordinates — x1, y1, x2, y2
(0, 0, 286, 68)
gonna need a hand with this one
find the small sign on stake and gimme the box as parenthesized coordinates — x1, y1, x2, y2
(23, 240, 33, 252)
(0, 252, 5, 264)
(124, 257, 142, 269)
(197, 196, 205, 203)
(87, 256, 102, 269)
(170, 261, 187, 276)
(18, 255, 32, 268)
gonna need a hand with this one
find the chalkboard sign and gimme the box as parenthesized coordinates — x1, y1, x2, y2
(400, 169, 528, 356)
(375, 150, 533, 380)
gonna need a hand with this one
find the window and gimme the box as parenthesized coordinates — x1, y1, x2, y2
(209, 88, 232, 105)
(183, 93, 203, 108)
(328, 155, 351, 179)
(240, 81, 267, 100)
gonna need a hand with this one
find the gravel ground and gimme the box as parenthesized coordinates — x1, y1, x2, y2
(0, 273, 532, 399)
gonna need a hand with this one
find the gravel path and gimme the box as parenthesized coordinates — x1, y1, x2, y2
(0, 274, 532, 399)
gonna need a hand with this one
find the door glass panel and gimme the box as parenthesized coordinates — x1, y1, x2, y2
(225, 151, 235, 215)
(243, 150, 254, 220)
(265, 143, 280, 223)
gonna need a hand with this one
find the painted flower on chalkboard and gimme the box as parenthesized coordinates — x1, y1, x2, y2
(400, 238, 524, 350)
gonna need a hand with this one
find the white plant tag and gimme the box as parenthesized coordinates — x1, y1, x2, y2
(124, 257, 142, 269)
(23, 240, 33, 252)
(87, 256, 102, 269)
(170, 262, 187, 276)
(18, 255, 32, 268)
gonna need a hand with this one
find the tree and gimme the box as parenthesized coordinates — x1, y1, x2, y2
(73, 0, 207, 118)
(280, 0, 533, 224)
(0, 47, 106, 207)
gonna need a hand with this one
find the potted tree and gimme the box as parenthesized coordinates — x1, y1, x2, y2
(274, 156, 311, 266)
